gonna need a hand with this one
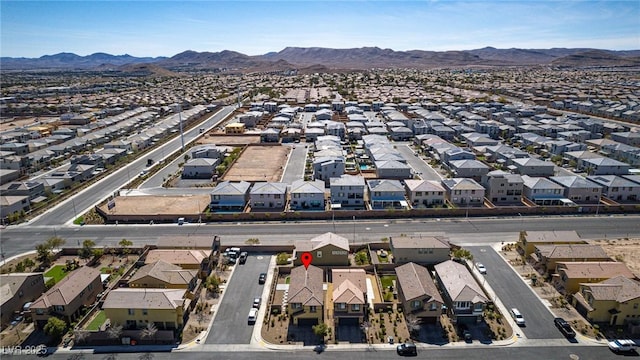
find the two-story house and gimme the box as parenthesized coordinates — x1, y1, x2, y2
(572, 276, 640, 326)
(330, 174, 366, 210)
(532, 244, 611, 275)
(288, 265, 324, 326)
(555, 262, 637, 294)
(294, 232, 350, 267)
(434, 260, 488, 324)
(518, 230, 585, 256)
(403, 179, 446, 208)
(480, 170, 524, 205)
(390, 235, 451, 265)
(367, 179, 408, 210)
(209, 181, 251, 212)
(289, 179, 326, 211)
(0, 273, 45, 328)
(103, 288, 187, 331)
(331, 269, 367, 326)
(395, 262, 444, 324)
(441, 178, 486, 207)
(249, 182, 288, 211)
(31, 267, 102, 329)
(128, 260, 198, 293)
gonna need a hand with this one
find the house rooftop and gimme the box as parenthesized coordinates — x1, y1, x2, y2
(288, 265, 324, 307)
(395, 262, 443, 303)
(103, 288, 186, 309)
(557, 261, 636, 279)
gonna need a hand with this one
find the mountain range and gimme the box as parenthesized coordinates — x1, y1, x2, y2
(2, 47, 640, 73)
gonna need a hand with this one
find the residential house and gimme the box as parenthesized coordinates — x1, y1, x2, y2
(549, 176, 603, 204)
(249, 182, 288, 211)
(403, 179, 446, 208)
(441, 178, 486, 207)
(0, 273, 46, 328)
(511, 157, 555, 177)
(209, 181, 251, 212)
(374, 160, 413, 179)
(144, 249, 213, 278)
(293, 232, 350, 266)
(367, 179, 408, 210)
(581, 157, 630, 176)
(572, 276, 640, 326)
(447, 159, 490, 180)
(288, 265, 324, 326)
(434, 260, 488, 324)
(226, 123, 246, 134)
(518, 230, 585, 256)
(531, 244, 612, 274)
(259, 128, 279, 142)
(555, 262, 637, 294)
(521, 175, 566, 205)
(480, 170, 524, 205)
(182, 158, 219, 179)
(289, 179, 326, 211)
(390, 234, 451, 265)
(30, 267, 102, 329)
(395, 262, 444, 323)
(330, 174, 366, 210)
(587, 175, 640, 203)
(103, 288, 188, 331)
(331, 269, 367, 326)
(0, 195, 30, 219)
(313, 156, 345, 184)
(128, 260, 198, 292)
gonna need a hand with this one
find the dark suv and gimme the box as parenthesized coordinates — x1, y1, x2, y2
(554, 317, 576, 339)
(396, 342, 417, 356)
(238, 252, 248, 264)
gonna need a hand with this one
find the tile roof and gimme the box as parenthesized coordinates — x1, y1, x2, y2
(557, 262, 636, 279)
(581, 276, 640, 302)
(391, 234, 450, 249)
(288, 265, 324, 307)
(0, 273, 43, 306)
(103, 288, 186, 310)
(129, 260, 197, 286)
(332, 269, 366, 304)
(145, 249, 211, 266)
(295, 232, 350, 253)
(434, 260, 488, 304)
(395, 262, 443, 303)
(31, 267, 101, 308)
(535, 244, 610, 260)
(525, 230, 582, 243)
(404, 179, 445, 192)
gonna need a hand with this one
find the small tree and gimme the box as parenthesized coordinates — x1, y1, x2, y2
(74, 330, 90, 345)
(276, 252, 290, 265)
(405, 314, 421, 335)
(312, 323, 329, 343)
(43, 317, 67, 340)
(46, 236, 66, 251)
(78, 240, 96, 261)
(23, 258, 36, 271)
(354, 250, 369, 265)
(205, 274, 221, 294)
(119, 239, 133, 255)
(36, 243, 53, 267)
(452, 248, 473, 261)
(106, 324, 123, 339)
(140, 322, 158, 342)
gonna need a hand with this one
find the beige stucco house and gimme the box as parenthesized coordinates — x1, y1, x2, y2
(287, 265, 324, 326)
(331, 269, 367, 326)
(390, 234, 451, 265)
(395, 262, 443, 324)
(294, 232, 350, 266)
(103, 288, 188, 331)
(572, 276, 640, 326)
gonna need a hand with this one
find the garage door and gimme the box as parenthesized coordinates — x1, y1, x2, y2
(338, 317, 359, 326)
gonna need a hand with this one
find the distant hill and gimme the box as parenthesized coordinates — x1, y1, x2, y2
(2, 47, 639, 72)
(1, 52, 165, 70)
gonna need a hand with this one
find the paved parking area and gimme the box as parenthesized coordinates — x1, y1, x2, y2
(336, 323, 364, 343)
(205, 254, 271, 344)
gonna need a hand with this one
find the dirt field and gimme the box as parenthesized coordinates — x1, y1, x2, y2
(198, 134, 260, 146)
(98, 194, 210, 215)
(591, 237, 640, 275)
(223, 145, 290, 182)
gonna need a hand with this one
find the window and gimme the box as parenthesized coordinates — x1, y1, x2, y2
(474, 303, 483, 311)
(128, 309, 135, 315)
(310, 306, 317, 313)
(54, 305, 64, 312)
(143, 309, 148, 315)
(291, 303, 301, 310)
(351, 304, 360, 311)
(429, 303, 438, 311)
(411, 300, 421, 309)
(317, 251, 322, 258)
(338, 303, 346, 310)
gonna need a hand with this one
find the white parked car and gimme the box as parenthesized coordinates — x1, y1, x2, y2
(248, 308, 258, 325)
(475, 263, 487, 274)
(253, 297, 261, 309)
(608, 339, 637, 353)
(510, 308, 525, 326)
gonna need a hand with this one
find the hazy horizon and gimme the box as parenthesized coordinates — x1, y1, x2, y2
(1, 0, 638, 58)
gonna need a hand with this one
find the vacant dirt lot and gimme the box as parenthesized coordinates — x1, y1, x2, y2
(99, 194, 210, 215)
(591, 237, 640, 275)
(223, 145, 290, 182)
(198, 134, 260, 146)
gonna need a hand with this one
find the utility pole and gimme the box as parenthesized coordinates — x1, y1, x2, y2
(178, 104, 185, 153)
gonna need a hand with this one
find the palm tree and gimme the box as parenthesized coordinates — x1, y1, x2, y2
(140, 322, 158, 343)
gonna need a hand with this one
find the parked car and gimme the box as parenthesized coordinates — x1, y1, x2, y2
(258, 272, 267, 284)
(553, 317, 576, 338)
(248, 308, 258, 325)
(475, 262, 487, 274)
(510, 308, 525, 326)
(396, 342, 417, 356)
(253, 297, 261, 309)
(238, 251, 248, 264)
(608, 339, 637, 353)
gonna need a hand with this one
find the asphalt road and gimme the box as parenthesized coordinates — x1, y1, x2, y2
(281, 143, 309, 184)
(2, 215, 640, 259)
(27, 105, 236, 227)
(205, 254, 271, 344)
(395, 143, 443, 181)
(21, 344, 626, 360)
(468, 246, 563, 340)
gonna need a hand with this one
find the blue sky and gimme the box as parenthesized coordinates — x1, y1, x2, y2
(1, 1, 638, 58)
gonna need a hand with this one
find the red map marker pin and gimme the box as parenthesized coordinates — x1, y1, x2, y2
(301, 252, 313, 269)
